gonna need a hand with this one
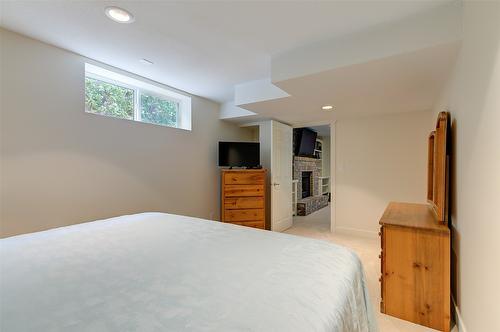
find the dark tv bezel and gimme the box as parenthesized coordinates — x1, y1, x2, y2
(218, 141, 260, 167)
(296, 128, 317, 157)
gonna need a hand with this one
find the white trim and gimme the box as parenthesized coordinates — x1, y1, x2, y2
(85, 63, 185, 101)
(452, 296, 467, 332)
(134, 89, 141, 122)
(330, 122, 336, 233)
(292, 179, 298, 216)
(85, 72, 137, 92)
(85, 63, 191, 130)
(335, 226, 378, 239)
(292, 120, 336, 129)
(240, 121, 265, 128)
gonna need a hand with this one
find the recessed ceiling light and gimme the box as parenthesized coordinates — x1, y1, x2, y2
(322, 105, 334, 110)
(105, 6, 135, 23)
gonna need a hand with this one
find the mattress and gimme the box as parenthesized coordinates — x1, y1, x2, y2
(0, 213, 377, 332)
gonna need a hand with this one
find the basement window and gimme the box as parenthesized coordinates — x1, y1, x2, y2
(84, 63, 191, 130)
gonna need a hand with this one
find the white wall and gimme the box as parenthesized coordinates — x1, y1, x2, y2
(335, 111, 432, 236)
(247, 125, 259, 142)
(219, 100, 256, 119)
(432, 2, 500, 331)
(0, 29, 252, 238)
(234, 78, 289, 107)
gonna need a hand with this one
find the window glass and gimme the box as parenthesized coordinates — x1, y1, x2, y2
(85, 77, 134, 120)
(140, 93, 179, 127)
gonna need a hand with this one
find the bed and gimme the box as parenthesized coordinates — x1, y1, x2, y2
(0, 213, 377, 332)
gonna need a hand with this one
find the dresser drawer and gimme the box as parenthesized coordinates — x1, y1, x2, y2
(228, 221, 265, 229)
(224, 209, 264, 222)
(224, 185, 264, 197)
(224, 197, 264, 210)
(224, 172, 265, 185)
(221, 169, 267, 230)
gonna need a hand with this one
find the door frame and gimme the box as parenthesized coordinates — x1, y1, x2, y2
(292, 120, 336, 233)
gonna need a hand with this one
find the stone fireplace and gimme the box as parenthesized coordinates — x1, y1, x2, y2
(293, 156, 328, 216)
(293, 156, 321, 198)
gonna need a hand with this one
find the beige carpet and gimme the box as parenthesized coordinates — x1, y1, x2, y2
(285, 205, 456, 332)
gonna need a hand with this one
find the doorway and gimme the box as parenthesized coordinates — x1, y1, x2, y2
(291, 124, 332, 233)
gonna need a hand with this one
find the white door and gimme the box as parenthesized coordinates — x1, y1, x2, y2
(271, 121, 293, 231)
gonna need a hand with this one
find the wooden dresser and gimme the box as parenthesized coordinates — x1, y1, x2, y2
(379, 202, 450, 331)
(221, 169, 266, 230)
(379, 112, 451, 332)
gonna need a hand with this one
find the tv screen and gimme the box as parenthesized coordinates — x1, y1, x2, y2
(218, 142, 260, 167)
(296, 128, 317, 157)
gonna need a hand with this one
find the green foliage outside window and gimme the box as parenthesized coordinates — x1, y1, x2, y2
(140, 94, 178, 127)
(85, 77, 134, 120)
(85, 76, 179, 128)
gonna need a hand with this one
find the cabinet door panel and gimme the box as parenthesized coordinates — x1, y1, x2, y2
(384, 227, 417, 322)
(414, 230, 449, 331)
(384, 226, 449, 331)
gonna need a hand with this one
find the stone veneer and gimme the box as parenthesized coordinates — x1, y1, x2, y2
(297, 195, 329, 216)
(294, 156, 327, 216)
(293, 156, 322, 198)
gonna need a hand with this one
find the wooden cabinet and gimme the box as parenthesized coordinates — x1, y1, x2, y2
(380, 202, 450, 331)
(221, 169, 266, 229)
(380, 112, 451, 332)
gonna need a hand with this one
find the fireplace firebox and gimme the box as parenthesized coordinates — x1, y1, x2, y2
(301, 171, 312, 198)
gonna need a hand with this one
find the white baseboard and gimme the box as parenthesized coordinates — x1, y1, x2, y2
(334, 226, 378, 239)
(452, 296, 467, 332)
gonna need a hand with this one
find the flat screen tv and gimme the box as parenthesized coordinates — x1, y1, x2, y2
(218, 142, 260, 168)
(294, 128, 317, 157)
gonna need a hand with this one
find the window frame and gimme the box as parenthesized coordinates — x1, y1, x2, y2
(85, 63, 192, 130)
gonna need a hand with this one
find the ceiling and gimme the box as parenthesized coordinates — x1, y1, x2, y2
(0, 0, 452, 102)
(238, 42, 460, 125)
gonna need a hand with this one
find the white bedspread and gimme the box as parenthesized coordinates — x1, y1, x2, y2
(1, 213, 377, 332)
